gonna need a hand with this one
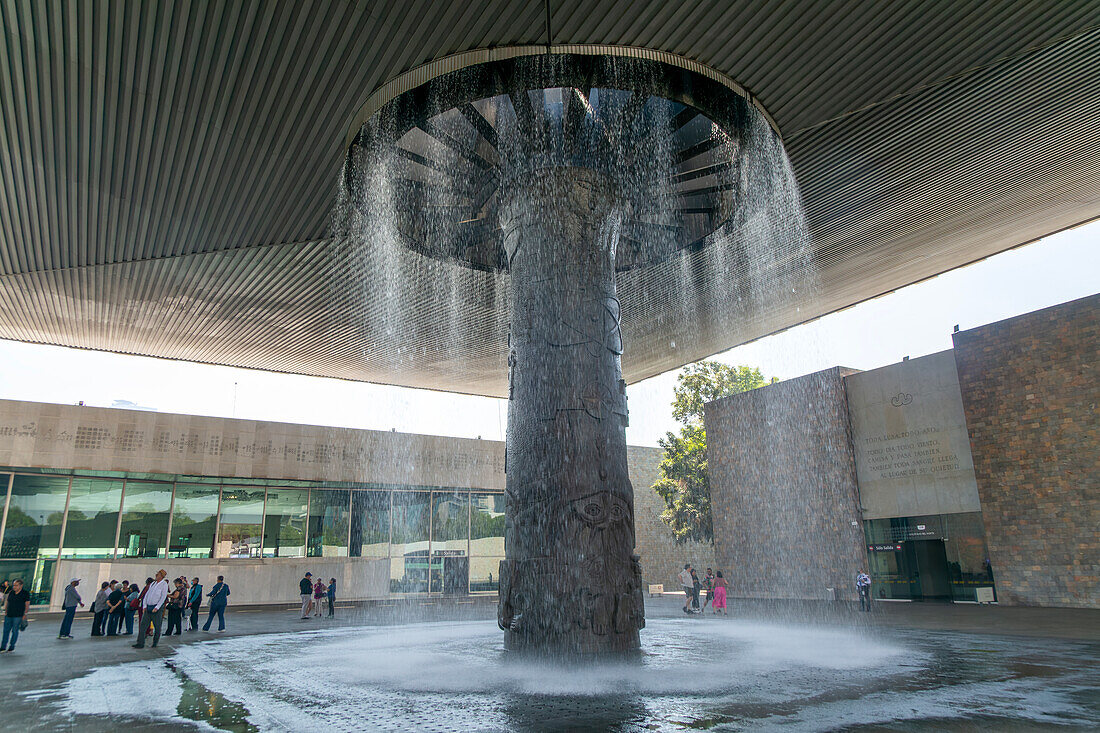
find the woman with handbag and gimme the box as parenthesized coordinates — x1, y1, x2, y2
(163, 579, 185, 636)
(124, 582, 140, 635)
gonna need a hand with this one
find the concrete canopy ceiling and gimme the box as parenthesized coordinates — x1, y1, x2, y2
(0, 1, 1098, 396)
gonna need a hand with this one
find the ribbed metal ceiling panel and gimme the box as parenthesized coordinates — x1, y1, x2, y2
(0, 0, 1098, 395)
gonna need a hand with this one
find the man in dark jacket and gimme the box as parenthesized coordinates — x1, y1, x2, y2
(299, 572, 313, 619)
(202, 575, 230, 632)
(187, 577, 203, 631)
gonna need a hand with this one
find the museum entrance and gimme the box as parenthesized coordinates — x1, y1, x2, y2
(904, 540, 952, 601)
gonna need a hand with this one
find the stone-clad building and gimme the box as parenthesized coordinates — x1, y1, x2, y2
(706, 294, 1098, 609)
(954, 296, 1099, 607)
(0, 401, 683, 610)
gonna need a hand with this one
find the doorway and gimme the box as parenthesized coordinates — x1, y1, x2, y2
(906, 539, 952, 600)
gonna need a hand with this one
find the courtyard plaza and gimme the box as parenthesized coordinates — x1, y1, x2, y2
(0, 596, 1095, 731)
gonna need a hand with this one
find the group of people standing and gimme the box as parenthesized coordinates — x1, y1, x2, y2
(57, 570, 231, 647)
(298, 572, 336, 619)
(678, 564, 728, 615)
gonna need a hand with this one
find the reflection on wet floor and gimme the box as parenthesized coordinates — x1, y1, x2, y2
(169, 661, 258, 733)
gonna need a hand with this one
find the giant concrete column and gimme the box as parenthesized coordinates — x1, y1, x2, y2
(495, 167, 645, 654)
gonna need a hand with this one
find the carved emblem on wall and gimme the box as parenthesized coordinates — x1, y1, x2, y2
(891, 392, 913, 407)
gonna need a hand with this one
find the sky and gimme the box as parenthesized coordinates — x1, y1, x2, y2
(0, 221, 1096, 447)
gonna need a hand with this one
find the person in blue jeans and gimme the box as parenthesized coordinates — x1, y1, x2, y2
(58, 578, 84, 639)
(202, 575, 230, 632)
(1, 579, 30, 652)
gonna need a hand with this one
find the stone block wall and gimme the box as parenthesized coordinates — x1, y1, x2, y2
(953, 293, 1099, 608)
(629, 446, 716, 590)
(705, 367, 866, 600)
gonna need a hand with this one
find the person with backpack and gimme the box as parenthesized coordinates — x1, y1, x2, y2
(203, 575, 230, 632)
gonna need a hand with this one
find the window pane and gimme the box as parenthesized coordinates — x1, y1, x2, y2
(308, 490, 349, 558)
(1, 475, 69, 559)
(391, 492, 430, 593)
(350, 491, 389, 558)
(262, 488, 308, 558)
(217, 487, 264, 558)
(0, 559, 53, 605)
(471, 493, 505, 557)
(432, 492, 469, 548)
(170, 484, 220, 559)
(60, 478, 123, 558)
(117, 482, 173, 558)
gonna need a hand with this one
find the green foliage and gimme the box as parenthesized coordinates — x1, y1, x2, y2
(654, 361, 771, 544)
(671, 362, 768, 425)
(653, 423, 711, 544)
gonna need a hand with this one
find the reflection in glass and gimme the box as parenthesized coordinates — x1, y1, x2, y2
(263, 488, 308, 558)
(470, 492, 505, 557)
(308, 490, 350, 557)
(391, 492, 430, 593)
(432, 492, 469, 550)
(117, 482, 173, 558)
(1, 475, 69, 559)
(60, 478, 124, 558)
(431, 492, 469, 593)
(469, 556, 502, 593)
(170, 484, 220, 558)
(350, 491, 389, 558)
(217, 488, 264, 558)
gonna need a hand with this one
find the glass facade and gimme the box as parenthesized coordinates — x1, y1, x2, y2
(262, 488, 308, 558)
(117, 482, 173, 558)
(308, 489, 350, 558)
(863, 512, 995, 602)
(0, 467, 501, 605)
(60, 478, 123, 558)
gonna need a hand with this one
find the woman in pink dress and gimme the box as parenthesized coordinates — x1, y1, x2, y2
(712, 570, 728, 615)
(313, 579, 326, 618)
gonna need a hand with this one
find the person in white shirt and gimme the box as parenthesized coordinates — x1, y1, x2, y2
(856, 570, 872, 612)
(133, 569, 170, 648)
(678, 564, 694, 614)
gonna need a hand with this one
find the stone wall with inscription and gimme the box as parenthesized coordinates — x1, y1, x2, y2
(0, 398, 505, 489)
(845, 350, 981, 519)
(0, 399, 673, 585)
(953, 293, 1099, 609)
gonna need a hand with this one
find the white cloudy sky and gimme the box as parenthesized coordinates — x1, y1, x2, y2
(0, 221, 1096, 446)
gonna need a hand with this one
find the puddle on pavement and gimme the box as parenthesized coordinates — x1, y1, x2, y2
(166, 661, 257, 732)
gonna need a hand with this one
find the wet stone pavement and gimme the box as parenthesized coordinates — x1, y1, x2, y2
(5, 596, 1098, 732)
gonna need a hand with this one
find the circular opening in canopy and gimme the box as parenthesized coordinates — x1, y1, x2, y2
(346, 54, 758, 273)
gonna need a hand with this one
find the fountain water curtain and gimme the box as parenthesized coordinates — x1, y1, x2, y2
(338, 53, 791, 654)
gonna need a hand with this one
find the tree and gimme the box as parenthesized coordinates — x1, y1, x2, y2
(653, 361, 772, 543)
